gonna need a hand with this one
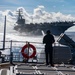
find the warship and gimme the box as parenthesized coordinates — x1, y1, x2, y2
(14, 9, 75, 36)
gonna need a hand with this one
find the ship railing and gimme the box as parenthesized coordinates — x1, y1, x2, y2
(0, 40, 72, 64)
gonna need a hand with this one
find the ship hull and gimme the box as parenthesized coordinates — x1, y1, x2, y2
(14, 22, 74, 36)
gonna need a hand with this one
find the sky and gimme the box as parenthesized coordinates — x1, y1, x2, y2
(0, 0, 75, 15)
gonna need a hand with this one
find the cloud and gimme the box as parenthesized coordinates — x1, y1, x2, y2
(32, 6, 75, 23)
(38, 5, 45, 9)
(0, 6, 75, 25)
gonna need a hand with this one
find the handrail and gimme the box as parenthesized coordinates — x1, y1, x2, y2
(0, 40, 72, 64)
(0, 40, 43, 44)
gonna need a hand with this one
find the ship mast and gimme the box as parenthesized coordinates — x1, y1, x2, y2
(16, 9, 25, 25)
(3, 16, 6, 50)
(18, 9, 23, 20)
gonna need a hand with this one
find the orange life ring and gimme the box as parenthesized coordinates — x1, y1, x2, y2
(21, 44, 36, 59)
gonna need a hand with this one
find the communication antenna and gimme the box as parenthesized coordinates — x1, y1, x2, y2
(16, 9, 23, 20)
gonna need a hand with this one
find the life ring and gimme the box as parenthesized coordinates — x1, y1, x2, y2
(21, 44, 36, 59)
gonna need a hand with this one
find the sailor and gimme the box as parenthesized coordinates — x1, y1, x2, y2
(43, 30, 55, 66)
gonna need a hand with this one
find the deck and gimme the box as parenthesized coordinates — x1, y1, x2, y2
(0, 63, 75, 75)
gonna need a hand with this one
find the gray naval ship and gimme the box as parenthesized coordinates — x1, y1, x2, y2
(0, 12, 75, 75)
(14, 9, 75, 36)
